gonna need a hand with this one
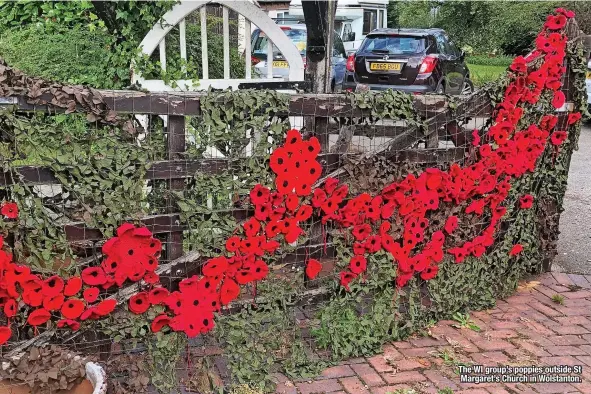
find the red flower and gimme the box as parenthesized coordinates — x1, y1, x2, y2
(143, 271, 160, 285)
(555, 8, 575, 18)
(81, 267, 107, 286)
(550, 131, 567, 146)
(551, 91, 565, 109)
(396, 271, 414, 287)
(164, 292, 184, 314)
(202, 257, 228, 277)
(519, 195, 534, 209)
(567, 112, 581, 125)
(220, 278, 240, 305)
(301, 137, 321, 159)
(3, 299, 16, 318)
(509, 244, 523, 256)
(27, 308, 51, 326)
(420, 265, 439, 281)
(312, 188, 327, 208)
(254, 203, 271, 221)
(324, 177, 339, 195)
(0, 202, 18, 219)
(544, 14, 567, 30)
(225, 236, 241, 252)
(509, 56, 527, 73)
(43, 294, 65, 311)
(269, 147, 289, 175)
(0, 326, 12, 345)
(57, 319, 80, 331)
(96, 299, 117, 316)
(352, 224, 371, 241)
(250, 184, 270, 206)
(353, 242, 366, 255)
(349, 256, 367, 274)
(129, 292, 150, 314)
(148, 287, 170, 305)
(42, 275, 64, 297)
(276, 175, 295, 195)
(63, 277, 82, 297)
(444, 216, 459, 234)
(242, 217, 261, 237)
(472, 129, 481, 147)
(285, 193, 299, 211)
(340, 271, 357, 291)
(83, 288, 99, 303)
(540, 114, 558, 131)
(151, 314, 171, 333)
(61, 299, 85, 319)
(305, 259, 322, 279)
(295, 205, 313, 222)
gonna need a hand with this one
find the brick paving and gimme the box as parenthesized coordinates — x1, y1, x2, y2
(274, 273, 591, 394)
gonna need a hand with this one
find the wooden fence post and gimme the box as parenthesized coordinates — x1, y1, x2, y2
(166, 115, 186, 262)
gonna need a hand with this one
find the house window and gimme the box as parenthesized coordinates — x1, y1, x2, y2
(379, 9, 385, 28)
(363, 9, 378, 35)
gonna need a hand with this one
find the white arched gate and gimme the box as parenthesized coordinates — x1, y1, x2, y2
(132, 0, 305, 91)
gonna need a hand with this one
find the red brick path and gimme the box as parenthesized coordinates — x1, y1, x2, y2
(274, 273, 591, 394)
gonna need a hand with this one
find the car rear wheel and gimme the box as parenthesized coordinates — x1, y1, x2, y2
(462, 79, 474, 95)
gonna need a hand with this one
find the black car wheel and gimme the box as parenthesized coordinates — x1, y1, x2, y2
(461, 79, 474, 95)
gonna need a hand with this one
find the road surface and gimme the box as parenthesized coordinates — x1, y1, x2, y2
(555, 123, 591, 274)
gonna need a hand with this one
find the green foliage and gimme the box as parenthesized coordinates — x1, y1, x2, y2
(215, 277, 326, 392)
(0, 25, 127, 89)
(389, 1, 583, 55)
(147, 331, 186, 394)
(0, 1, 93, 32)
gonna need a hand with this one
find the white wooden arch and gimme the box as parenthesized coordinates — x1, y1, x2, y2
(132, 0, 306, 91)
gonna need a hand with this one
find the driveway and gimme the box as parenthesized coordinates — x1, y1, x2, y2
(555, 124, 591, 274)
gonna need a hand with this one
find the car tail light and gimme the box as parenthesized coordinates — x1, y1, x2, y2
(251, 56, 261, 65)
(303, 57, 307, 69)
(419, 56, 437, 74)
(280, 26, 291, 31)
(346, 54, 355, 72)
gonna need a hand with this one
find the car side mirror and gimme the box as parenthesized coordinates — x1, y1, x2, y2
(460, 50, 466, 61)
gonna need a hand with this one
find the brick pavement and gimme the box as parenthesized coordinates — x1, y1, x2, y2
(274, 273, 591, 394)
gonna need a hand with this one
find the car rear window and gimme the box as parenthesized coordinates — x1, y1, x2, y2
(253, 29, 307, 56)
(361, 35, 426, 55)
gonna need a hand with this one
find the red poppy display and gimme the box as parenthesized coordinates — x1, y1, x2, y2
(0, 9, 582, 344)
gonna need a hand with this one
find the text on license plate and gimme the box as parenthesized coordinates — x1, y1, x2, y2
(272, 61, 288, 68)
(586, 71, 591, 79)
(369, 62, 402, 71)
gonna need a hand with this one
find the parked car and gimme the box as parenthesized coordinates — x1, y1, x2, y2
(250, 25, 347, 92)
(342, 28, 474, 95)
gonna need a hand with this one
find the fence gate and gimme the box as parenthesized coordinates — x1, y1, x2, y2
(132, 0, 306, 91)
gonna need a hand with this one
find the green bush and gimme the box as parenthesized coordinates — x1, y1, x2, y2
(0, 25, 128, 89)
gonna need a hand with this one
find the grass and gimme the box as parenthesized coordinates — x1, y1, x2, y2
(551, 294, 565, 305)
(467, 63, 508, 86)
(466, 55, 512, 87)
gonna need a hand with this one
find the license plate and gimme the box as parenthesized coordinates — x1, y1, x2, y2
(272, 61, 288, 68)
(586, 71, 591, 79)
(369, 62, 402, 71)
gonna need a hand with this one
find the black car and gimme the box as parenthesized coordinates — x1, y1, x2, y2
(342, 28, 473, 95)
